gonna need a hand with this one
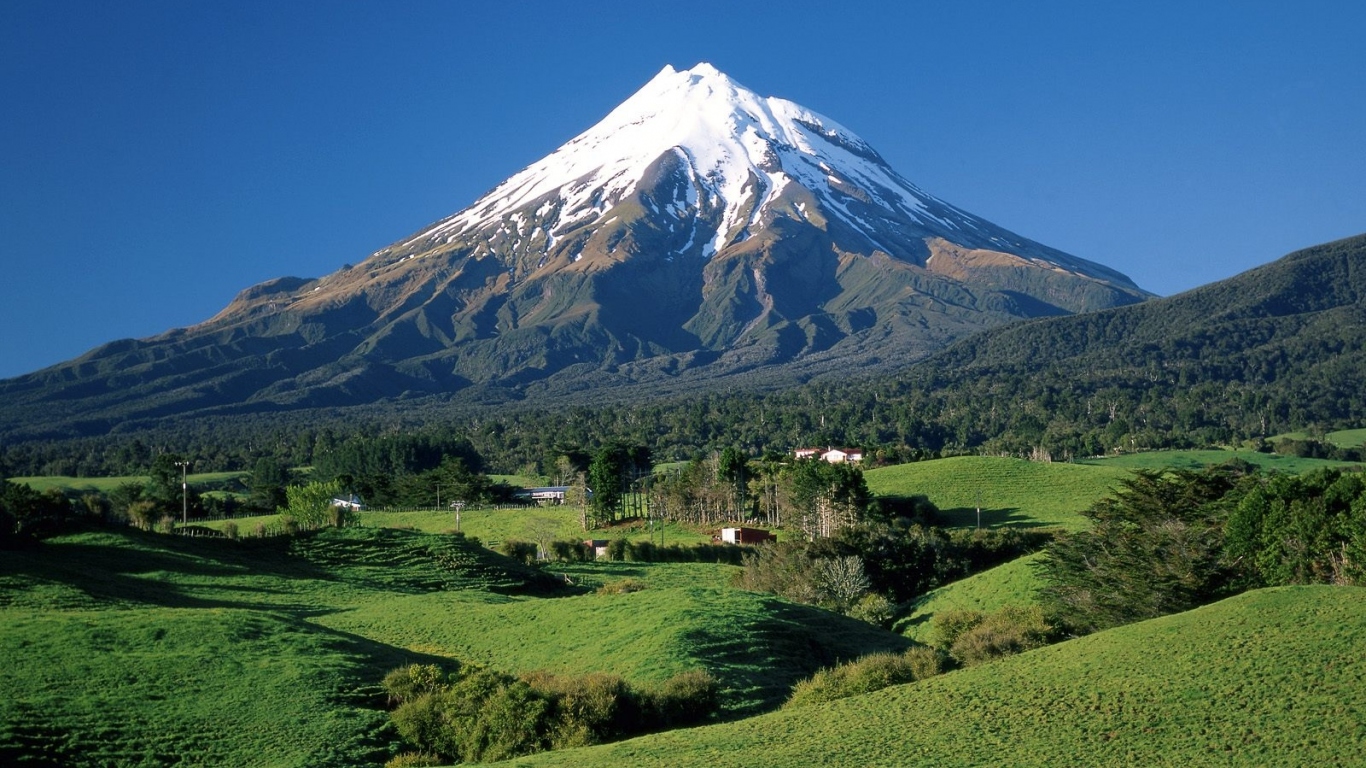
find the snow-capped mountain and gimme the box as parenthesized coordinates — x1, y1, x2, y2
(363, 62, 1136, 290)
(0, 63, 1151, 437)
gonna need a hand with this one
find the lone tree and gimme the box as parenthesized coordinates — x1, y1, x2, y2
(280, 479, 347, 531)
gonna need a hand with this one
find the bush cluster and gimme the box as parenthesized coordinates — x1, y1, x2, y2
(382, 663, 719, 763)
(595, 578, 647, 595)
(932, 605, 1054, 666)
(783, 647, 944, 708)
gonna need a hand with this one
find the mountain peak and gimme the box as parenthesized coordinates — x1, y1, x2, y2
(0, 64, 1154, 435)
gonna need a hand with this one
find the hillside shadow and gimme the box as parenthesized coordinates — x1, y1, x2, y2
(0, 534, 336, 614)
(677, 597, 912, 718)
(936, 506, 1050, 528)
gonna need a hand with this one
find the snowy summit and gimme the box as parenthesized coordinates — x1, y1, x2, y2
(399, 63, 1128, 281)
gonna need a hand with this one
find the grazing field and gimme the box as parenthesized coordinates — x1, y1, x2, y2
(498, 585, 1366, 767)
(204, 506, 716, 546)
(0, 526, 904, 765)
(10, 471, 248, 494)
(1270, 427, 1366, 449)
(894, 552, 1046, 644)
(1077, 449, 1362, 473)
(865, 456, 1130, 530)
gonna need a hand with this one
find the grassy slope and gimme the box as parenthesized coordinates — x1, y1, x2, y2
(894, 552, 1045, 643)
(1078, 449, 1362, 473)
(0, 527, 904, 764)
(1269, 427, 1366, 449)
(499, 585, 1366, 767)
(865, 456, 1130, 530)
(207, 507, 714, 546)
(11, 471, 248, 494)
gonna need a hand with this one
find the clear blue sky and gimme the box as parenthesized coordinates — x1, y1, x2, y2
(2, 1, 1363, 379)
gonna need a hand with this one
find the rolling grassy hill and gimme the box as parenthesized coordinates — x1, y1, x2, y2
(1077, 449, 1362, 473)
(11, 471, 248, 495)
(0, 526, 904, 765)
(497, 585, 1366, 767)
(894, 552, 1046, 644)
(864, 456, 1130, 530)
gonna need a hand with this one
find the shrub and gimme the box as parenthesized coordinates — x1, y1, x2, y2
(949, 605, 1053, 667)
(156, 515, 177, 534)
(500, 539, 538, 564)
(784, 647, 938, 709)
(904, 645, 945, 681)
(279, 515, 300, 536)
(327, 504, 353, 528)
(384, 753, 442, 768)
(472, 680, 553, 762)
(626, 539, 657, 562)
(524, 671, 638, 747)
(127, 500, 158, 531)
(548, 539, 590, 562)
(931, 608, 986, 649)
(848, 592, 895, 627)
(221, 521, 239, 540)
(383, 662, 720, 762)
(253, 522, 267, 538)
(644, 670, 719, 728)
(605, 538, 629, 561)
(383, 663, 451, 705)
(596, 579, 647, 595)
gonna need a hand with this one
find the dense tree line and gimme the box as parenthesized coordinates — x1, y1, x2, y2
(1039, 463, 1366, 635)
(5, 237, 1365, 479)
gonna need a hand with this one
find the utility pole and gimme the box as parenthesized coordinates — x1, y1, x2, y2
(435, 483, 441, 511)
(174, 460, 192, 524)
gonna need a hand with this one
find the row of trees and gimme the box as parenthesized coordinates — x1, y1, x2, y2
(647, 452, 872, 540)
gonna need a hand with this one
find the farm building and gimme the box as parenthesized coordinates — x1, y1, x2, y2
(583, 539, 611, 559)
(331, 494, 364, 511)
(793, 447, 864, 463)
(514, 486, 591, 505)
(720, 527, 775, 545)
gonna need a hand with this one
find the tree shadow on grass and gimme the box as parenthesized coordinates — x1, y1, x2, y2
(0, 525, 564, 614)
(677, 596, 913, 718)
(936, 506, 1053, 529)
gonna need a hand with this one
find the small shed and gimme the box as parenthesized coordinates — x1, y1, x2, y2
(720, 527, 775, 545)
(583, 539, 611, 559)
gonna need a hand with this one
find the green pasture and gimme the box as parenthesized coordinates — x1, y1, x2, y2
(499, 585, 1366, 767)
(205, 506, 715, 547)
(1078, 448, 1361, 473)
(11, 471, 248, 494)
(489, 473, 547, 488)
(0, 526, 902, 764)
(894, 552, 1045, 644)
(865, 456, 1130, 530)
(1269, 427, 1366, 449)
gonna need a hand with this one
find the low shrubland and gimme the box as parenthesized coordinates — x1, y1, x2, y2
(736, 523, 1048, 619)
(782, 647, 944, 709)
(382, 662, 719, 763)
